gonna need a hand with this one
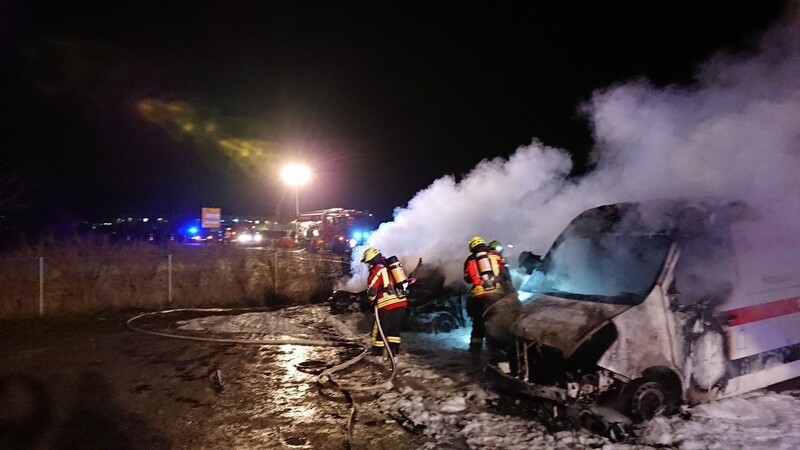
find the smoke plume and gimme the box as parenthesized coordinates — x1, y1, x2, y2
(343, 6, 800, 291)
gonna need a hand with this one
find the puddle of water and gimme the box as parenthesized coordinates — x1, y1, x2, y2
(276, 344, 316, 419)
(284, 435, 308, 446)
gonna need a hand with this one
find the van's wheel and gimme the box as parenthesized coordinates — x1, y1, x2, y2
(628, 380, 666, 422)
(432, 315, 458, 334)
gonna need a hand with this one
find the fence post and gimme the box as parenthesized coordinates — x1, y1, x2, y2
(168, 253, 173, 303)
(274, 250, 278, 294)
(39, 256, 44, 317)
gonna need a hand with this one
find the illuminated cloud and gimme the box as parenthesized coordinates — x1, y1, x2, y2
(136, 97, 281, 175)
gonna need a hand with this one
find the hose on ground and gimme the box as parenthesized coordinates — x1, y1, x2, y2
(126, 307, 361, 347)
(125, 304, 399, 449)
(316, 304, 398, 392)
(314, 304, 400, 449)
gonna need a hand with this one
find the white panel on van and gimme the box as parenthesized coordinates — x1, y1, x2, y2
(727, 220, 800, 310)
(728, 311, 800, 360)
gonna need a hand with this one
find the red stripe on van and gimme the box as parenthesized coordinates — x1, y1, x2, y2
(724, 296, 800, 327)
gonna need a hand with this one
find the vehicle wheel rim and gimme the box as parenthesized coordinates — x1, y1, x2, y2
(634, 384, 665, 420)
(435, 317, 455, 333)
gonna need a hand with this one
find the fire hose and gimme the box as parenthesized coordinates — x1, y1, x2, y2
(125, 304, 399, 449)
(314, 305, 397, 446)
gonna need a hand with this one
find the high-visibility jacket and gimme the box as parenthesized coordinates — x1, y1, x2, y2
(463, 250, 505, 299)
(367, 263, 407, 310)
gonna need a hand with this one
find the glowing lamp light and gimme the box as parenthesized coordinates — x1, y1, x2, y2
(281, 163, 312, 187)
(188, 226, 199, 235)
(352, 231, 363, 240)
(281, 163, 312, 219)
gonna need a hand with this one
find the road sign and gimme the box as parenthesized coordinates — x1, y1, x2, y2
(201, 207, 221, 228)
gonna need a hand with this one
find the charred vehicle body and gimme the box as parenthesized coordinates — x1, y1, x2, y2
(489, 200, 800, 430)
(329, 258, 466, 333)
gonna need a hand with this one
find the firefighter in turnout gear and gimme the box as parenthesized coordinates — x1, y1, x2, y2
(362, 247, 408, 358)
(464, 236, 506, 357)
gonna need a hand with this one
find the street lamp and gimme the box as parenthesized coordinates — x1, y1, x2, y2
(280, 163, 312, 217)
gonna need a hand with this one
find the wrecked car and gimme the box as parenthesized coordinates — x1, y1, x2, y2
(329, 258, 466, 333)
(488, 199, 800, 431)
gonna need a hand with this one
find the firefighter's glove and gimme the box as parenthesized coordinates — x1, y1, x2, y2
(471, 285, 485, 296)
(367, 287, 378, 301)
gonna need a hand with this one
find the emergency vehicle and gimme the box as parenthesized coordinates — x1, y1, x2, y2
(296, 208, 375, 253)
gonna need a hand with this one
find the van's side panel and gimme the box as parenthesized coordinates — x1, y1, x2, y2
(726, 307, 800, 360)
(723, 221, 800, 360)
(722, 360, 800, 398)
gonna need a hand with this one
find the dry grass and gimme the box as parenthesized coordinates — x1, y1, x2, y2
(0, 236, 350, 319)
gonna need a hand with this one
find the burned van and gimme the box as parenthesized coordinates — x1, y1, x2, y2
(489, 199, 800, 429)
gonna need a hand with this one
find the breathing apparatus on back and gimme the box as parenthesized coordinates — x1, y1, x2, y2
(385, 255, 410, 298)
(469, 236, 497, 288)
(362, 247, 412, 299)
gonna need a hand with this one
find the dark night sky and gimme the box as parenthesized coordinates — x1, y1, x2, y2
(0, 1, 788, 226)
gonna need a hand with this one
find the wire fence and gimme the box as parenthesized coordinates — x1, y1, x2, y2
(0, 247, 353, 320)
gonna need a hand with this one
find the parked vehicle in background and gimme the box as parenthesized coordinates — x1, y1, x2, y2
(178, 217, 291, 247)
(488, 199, 800, 436)
(296, 208, 376, 254)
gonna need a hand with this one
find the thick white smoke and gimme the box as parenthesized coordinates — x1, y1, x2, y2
(343, 6, 800, 291)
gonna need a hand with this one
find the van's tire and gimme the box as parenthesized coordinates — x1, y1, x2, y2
(432, 314, 458, 334)
(627, 380, 666, 422)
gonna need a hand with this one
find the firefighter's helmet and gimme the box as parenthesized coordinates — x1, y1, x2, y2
(489, 240, 503, 252)
(361, 247, 381, 263)
(468, 236, 486, 251)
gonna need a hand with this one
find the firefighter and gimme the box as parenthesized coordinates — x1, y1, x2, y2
(488, 240, 514, 293)
(362, 247, 408, 360)
(464, 236, 506, 358)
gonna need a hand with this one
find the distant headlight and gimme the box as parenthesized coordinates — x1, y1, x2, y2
(254, 233, 263, 242)
(349, 239, 357, 248)
(238, 233, 253, 243)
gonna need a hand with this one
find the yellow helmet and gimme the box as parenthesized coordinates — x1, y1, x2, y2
(361, 247, 381, 263)
(468, 236, 486, 251)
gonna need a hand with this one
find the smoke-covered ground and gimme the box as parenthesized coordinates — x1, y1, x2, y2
(343, 4, 800, 290)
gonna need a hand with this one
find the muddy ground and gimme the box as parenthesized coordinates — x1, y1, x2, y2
(0, 309, 429, 450)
